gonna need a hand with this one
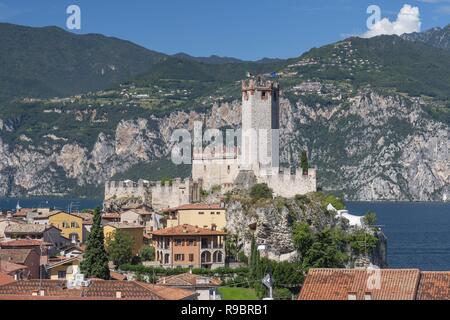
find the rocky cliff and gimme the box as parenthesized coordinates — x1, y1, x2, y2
(225, 193, 387, 266)
(0, 89, 449, 200)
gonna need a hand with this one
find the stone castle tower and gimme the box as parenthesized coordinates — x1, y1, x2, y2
(241, 76, 280, 175)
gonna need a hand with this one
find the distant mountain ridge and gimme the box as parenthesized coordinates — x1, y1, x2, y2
(401, 24, 450, 51)
(0, 23, 167, 100)
(172, 52, 283, 64)
(1, 23, 450, 200)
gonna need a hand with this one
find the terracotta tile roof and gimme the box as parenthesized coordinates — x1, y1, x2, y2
(0, 249, 33, 265)
(0, 273, 15, 286)
(157, 273, 222, 287)
(298, 268, 420, 300)
(110, 271, 127, 281)
(106, 222, 144, 229)
(13, 209, 33, 217)
(0, 260, 28, 274)
(0, 279, 198, 300)
(102, 213, 121, 219)
(4, 224, 54, 234)
(152, 224, 226, 236)
(176, 203, 223, 211)
(137, 282, 199, 300)
(417, 272, 450, 300)
(0, 239, 52, 248)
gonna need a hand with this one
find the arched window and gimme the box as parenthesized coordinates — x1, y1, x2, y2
(213, 251, 223, 263)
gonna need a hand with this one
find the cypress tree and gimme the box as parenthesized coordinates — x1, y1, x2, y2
(80, 207, 110, 279)
(301, 150, 309, 174)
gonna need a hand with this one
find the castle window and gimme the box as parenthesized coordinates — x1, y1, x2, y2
(227, 165, 231, 174)
(204, 165, 207, 171)
(189, 254, 194, 262)
(175, 254, 184, 262)
(199, 212, 205, 215)
(261, 91, 266, 99)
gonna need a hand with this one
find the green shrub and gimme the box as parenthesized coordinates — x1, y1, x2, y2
(139, 246, 155, 261)
(250, 183, 273, 200)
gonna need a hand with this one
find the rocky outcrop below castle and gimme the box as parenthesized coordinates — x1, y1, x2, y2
(0, 90, 449, 200)
(225, 192, 387, 267)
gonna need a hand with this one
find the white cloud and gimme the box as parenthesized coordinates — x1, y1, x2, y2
(362, 4, 422, 38)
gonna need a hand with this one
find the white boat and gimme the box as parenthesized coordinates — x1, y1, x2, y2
(443, 193, 448, 202)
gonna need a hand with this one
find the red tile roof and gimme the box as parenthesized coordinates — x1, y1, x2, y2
(0, 260, 28, 274)
(176, 203, 223, 211)
(157, 273, 222, 287)
(152, 224, 226, 236)
(0, 273, 15, 286)
(298, 268, 420, 300)
(0, 240, 52, 248)
(0, 249, 33, 265)
(0, 279, 198, 300)
(417, 272, 450, 300)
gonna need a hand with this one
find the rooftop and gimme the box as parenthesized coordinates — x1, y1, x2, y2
(152, 224, 226, 236)
(298, 268, 420, 300)
(0, 279, 198, 300)
(417, 272, 450, 300)
(4, 224, 55, 234)
(0, 249, 33, 265)
(157, 272, 222, 287)
(106, 222, 144, 229)
(0, 273, 14, 286)
(0, 260, 28, 274)
(0, 239, 52, 248)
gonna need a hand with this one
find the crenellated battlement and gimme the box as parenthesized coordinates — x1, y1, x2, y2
(104, 178, 202, 211)
(258, 167, 317, 198)
(242, 76, 279, 93)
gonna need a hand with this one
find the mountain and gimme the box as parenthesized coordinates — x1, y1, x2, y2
(172, 53, 244, 64)
(402, 24, 450, 52)
(1, 25, 450, 200)
(0, 23, 167, 100)
(173, 53, 283, 65)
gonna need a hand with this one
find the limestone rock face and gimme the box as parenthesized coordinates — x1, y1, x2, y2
(225, 196, 387, 266)
(0, 89, 449, 200)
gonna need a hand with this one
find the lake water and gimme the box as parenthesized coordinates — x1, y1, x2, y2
(347, 202, 450, 271)
(1, 198, 449, 271)
(0, 198, 102, 212)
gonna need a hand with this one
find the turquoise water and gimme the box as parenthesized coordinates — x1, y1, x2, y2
(2, 198, 449, 270)
(347, 202, 450, 271)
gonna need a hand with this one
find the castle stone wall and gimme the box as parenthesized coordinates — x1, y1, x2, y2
(259, 168, 317, 198)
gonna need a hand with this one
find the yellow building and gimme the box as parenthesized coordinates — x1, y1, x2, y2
(46, 256, 81, 280)
(103, 223, 144, 256)
(165, 204, 226, 231)
(48, 212, 92, 244)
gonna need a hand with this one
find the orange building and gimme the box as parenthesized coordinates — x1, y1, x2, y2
(152, 225, 226, 269)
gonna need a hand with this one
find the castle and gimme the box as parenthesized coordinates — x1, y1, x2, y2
(104, 76, 317, 209)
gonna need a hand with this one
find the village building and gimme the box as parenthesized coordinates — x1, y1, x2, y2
(165, 204, 226, 231)
(157, 272, 222, 300)
(103, 223, 145, 256)
(153, 225, 226, 269)
(0, 239, 51, 266)
(47, 211, 93, 244)
(0, 218, 24, 242)
(0, 248, 41, 279)
(0, 278, 198, 300)
(45, 256, 82, 280)
(3, 224, 71, 256)
(0, 260, 29, 280)
(120, 207, 164, 235)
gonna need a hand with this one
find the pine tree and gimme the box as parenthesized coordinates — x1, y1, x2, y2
(80, 207, 110, 279)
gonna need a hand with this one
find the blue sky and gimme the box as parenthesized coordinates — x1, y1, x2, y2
(0, 0, 449, 60)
